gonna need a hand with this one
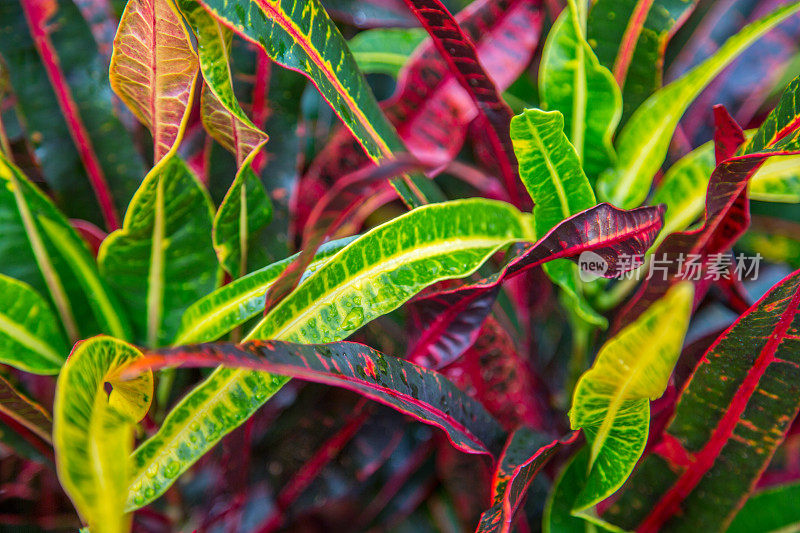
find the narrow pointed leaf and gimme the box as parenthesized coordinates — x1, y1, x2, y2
(569, 282, 693, 511)
(510, 109, 602, 326)
(0, 274, 67, 374)
(401, 0, 520, 202)
(127, 198, 533, 509)
(54, 336, 153, 533)
(212, 150, 273, 277)
(176, 0, 269, 166)
(476, 430, 579, 533)
(196, 0, 432, 207)
(110, 0, 199, 163)
(125, 339, 506, 456)
(0, 373, 53, 444)
(0, 152, 132, 342)
(587, 0, 699, 121)
(597, 2, 800, 208)
(605, 269, 800, 531)
(174, 237, 355, 345)
(540, 2, 621, 179)
(99, 155, 219, 347)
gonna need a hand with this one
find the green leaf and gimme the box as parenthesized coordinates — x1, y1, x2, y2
(99, 155, 220, 348)
(544, 449, 604, 533)
(110, 0, 199, 163)
(597, 2, 800, 208)
(54, 336, 153, 533)
(212, 151, 273, 278)
(0, 274, 67, 374)
(0, 152, 132, 343)
(750, 155, 800, 203)
(569, 282, 693, 511)
(728, 481, 800, 533)
(176, 0, 269, 167)
(128, 198, 533, 509)
(539, 1, 621, 179)
(195, 0, 436, 207)
(175, 236, 355, 345)
(510, 108, 603, 326)
(348, 28, 427, 77)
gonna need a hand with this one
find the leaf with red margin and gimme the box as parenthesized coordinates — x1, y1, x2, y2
(713, 105, 746, 164)
(295, 0, 543, 233)
(404, 203, 665, 368)
(604, 269, 800, 532)
(110, 0, 200, 164)
(401, 0, 521, 203)
(0, 374, 52, 444)
(587, 0, 699, 121)
(122, 340, 507, 457)
(476, 429, 580, 533)
(616, 76, 800, 326)
(441, 317, 547, 431)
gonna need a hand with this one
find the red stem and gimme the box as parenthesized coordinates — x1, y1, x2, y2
(20, 0, 120, 230)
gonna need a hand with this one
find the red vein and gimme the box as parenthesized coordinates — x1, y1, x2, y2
(20, 0, 120, 230)
(638, 282, 800, 532)
(613, 0, 654, 88)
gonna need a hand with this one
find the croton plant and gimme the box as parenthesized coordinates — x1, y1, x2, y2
(1, 0, 800, 530)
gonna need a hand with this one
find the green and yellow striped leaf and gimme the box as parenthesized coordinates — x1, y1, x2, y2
(110, 0, 199, 163)
(510, 108, 602, 326)
(195, 0, 434, 206)
(569, 282, 693, 511)
(212, 150, 273, 278)
(174, 236, 355, 345)
(0, 152, 132, 343)
(348, 28, 427, 77)
(0, 274, 67, 374)
(99, 155, 220, 348)
(128, 199, 533, 509)
(54, 336, 152, 533)
(597, 2, 800, 208)
(539, 0, 621, 179)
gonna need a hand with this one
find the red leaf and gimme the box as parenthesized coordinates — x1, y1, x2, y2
(713, 104, 745, 164)
(124, 340, 507, 457)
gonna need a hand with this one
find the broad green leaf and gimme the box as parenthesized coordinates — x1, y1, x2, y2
(0, 152, 132, 343)
(128, 199, 533, 508)
(597, 3, 800, 208)
(750, 155, 800, 203)
(212, 150, 273, 278)
(0, 274, 67, 374)
(54, 336, 153, 533)
(195, 0, 436, 207)
(510, 109, 603, 326)
(175, 236, 355, 345)
(110, 0, 199, 163)
(348, 28, 427, 77)
(99, 155, 220, 348)
(176, 0, 269, 167)
(569, 282, 693, 511)
(728, 481, 800, 533)
(539, 1, 621, 179)
(544, 448, 612, 533)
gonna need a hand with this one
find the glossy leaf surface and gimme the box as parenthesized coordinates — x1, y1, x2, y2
(99, 155, 219, 347)
(0, 274, 67, 374)
(54, 336, 152, 533)
(605, 270, 800, 531)
(569, 282, 693, 511)
(597, 2, 800, 208)
(110, 0, 199, 163)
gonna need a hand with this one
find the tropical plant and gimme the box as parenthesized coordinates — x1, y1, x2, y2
(0, 0, 799, 531)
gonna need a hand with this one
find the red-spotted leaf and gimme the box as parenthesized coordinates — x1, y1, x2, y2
(617, 75, 800, 325)
(123, 340, 507, 457)
(604, 269, 800, 531)
(406, 203, 665, 368)
(476, 430, 579, 533)
(401, 0, 521, 203)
